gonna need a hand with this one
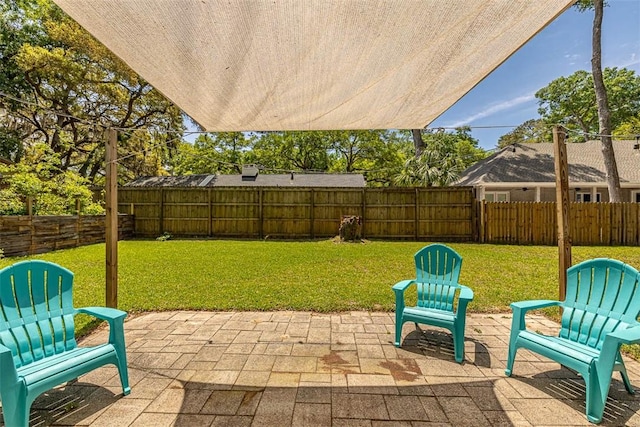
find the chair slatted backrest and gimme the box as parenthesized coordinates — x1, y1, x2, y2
(560, 258, 640, 350)
(0, 260, 77, 368)
(414, 244, 462, 312)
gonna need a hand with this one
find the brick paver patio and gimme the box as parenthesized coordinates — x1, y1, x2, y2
(9, 311, 640, 426)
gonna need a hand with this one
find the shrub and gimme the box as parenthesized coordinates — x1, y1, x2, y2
(0, 147, 104, 215)
(0, 189, 26, 215)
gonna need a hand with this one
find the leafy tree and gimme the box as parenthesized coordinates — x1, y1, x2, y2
(497, 119, 548, 148)
(554, 0, 625, 200)
(394, 128, 486, 187)
(613, 115, 640, 138)
(169, 132, 253, 175)
(250, 131, 331, 172)
(0, 0, 184, 183)
(411, 129, 425, 156)
(0, 127, 24, 161)
(327, 130, 403, 174)
(535, 68, 640, 141)
(0, 143, 104, 215)
(590, 0, 621, 201)
(329, 130, 409, 187)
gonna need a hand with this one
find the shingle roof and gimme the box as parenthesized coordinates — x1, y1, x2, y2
(126, 173, 366, 188)
(457, 141, 640, 185)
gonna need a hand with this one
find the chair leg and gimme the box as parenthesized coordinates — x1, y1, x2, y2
(116, 359, 131, 396)
(616, 354, 635, 394)
(505, 344, 518, 376)
(453, 329, 465, 363)
(394, 315, 404, 348)
(620, 367, 635, 395)
(1, 390, 30, 427)
(585, 374, 606, 424)
(109, 317, 131, 395)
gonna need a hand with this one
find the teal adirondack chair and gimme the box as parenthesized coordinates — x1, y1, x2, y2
(0, 260, 130, 427)
(392, 244, 474, 363)
(506, 258, 640, 424)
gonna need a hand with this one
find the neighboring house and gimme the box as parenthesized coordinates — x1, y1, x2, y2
(456, 141, 640, 203)
(126, 165, 366, 188)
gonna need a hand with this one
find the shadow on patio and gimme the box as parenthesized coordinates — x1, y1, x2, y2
(6, 311, 640, 426)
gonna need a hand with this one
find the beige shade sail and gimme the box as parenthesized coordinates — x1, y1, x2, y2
(53, 0, 574, 131)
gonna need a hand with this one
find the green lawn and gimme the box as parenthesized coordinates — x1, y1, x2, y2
(2, 240, 640, 336)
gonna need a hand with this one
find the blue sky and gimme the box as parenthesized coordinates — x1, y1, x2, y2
(430, 0, 640, 150)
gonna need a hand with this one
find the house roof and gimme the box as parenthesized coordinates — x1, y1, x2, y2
(52, 0, 573, 131)
(125, 173, 366, 188)
(457, 141, 640, 185)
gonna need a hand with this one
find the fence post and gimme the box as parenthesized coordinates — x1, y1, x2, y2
(258, 189, 264, 239)
(310, 189, 315, 239)
(26, 197, 33, 216)
(479, 201, 486, 243)
(208, 188, 213, 237)
(361, 189, 366, 238)
(159, 188, 164, 235)
(414, 188, 419, 241)
(553, 126, 571, 302)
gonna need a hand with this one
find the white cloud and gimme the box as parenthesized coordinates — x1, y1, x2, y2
(444, 93, 536, 128)
(618, 52, 639, 68)
(564, 53, 581, 64)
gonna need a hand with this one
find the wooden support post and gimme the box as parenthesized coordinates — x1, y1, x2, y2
(553, 126, 571, 302)
(105, 128, 118, 308)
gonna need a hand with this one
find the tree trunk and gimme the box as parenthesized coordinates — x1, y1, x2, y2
(592, 0, 622, 202)
(411, 129, 425, 157)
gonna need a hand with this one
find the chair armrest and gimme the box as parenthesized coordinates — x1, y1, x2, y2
(392, 280, 415, 322)
(454, 285, 473, 319)
(392, 280, 415, 293)
(77, 306, 127, 322)
(0, 343, 18, 387)
(459, 285, 473, 302)
(605, 325, 640, 345)
(510, 300, 560, 333)
(77, 307, 128, 345)
(510, 300, 560, 312)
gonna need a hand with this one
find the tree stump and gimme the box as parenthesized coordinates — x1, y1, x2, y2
(339, 215, 362, 242)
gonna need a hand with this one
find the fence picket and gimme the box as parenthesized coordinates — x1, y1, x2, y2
(4, 193, 639, 254)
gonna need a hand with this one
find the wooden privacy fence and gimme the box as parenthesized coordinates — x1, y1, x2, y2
(479, 202, 640, 246)
(118, 187, 475, 241)
(0, 215, 134, 257)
